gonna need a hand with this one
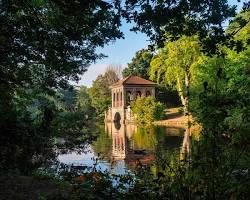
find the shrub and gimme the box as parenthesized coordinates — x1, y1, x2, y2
(131, 96, 165, 124)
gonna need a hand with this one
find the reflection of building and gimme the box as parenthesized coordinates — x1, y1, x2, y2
(105, 122, 191, 169)
(105, 76, 157, 123)
(105, 122, 137, 160)
(106, 122, 155, 167)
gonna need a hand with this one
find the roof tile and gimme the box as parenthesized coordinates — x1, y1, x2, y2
(111, 76, 157, 87)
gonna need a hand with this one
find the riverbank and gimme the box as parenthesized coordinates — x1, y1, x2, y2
(154, 107, 191, 126)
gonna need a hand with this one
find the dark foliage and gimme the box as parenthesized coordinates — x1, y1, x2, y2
(155, 85, 181, 107)
(0, 0, 122, 89)
(0, 0, 123, 174)
(124, 0, 238, 54)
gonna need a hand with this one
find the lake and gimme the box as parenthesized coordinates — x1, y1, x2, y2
(57, 122, 189, 175)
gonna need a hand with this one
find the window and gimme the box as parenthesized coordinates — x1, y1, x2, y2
(116, 92, 119, 107)
(126, 91, 131, 106)
(113, 93, 116, 107)
(146, 91, 151, 97)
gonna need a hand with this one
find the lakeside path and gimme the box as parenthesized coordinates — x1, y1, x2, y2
(154, 107, 192, 127)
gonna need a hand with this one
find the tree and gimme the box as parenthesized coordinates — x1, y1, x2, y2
(181, 10, 250, 199)
(0, 0, 123, 173)
(0, 0, 123, 141)
(227, 9, 250, 49)
(77, 86, 92, 110)
(0, 0, 123, 91)
(183, 47, 250, 200)
(60, 88, 77, 111)
(131, 96, 165, 124)
(122, 49, 153, 79)
(150, 35, 203, 114)
(89, 66, 120, 119)
(124, 0, 237, 54)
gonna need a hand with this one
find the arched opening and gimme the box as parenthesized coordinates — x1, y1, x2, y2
(114, 120, 121, 130)
(126, 91, 132, 106)
(116, 92, 119, 107)
(146, 90, 151, 97)
(114, 112, 121, 124)
(120, 91, 122, 107)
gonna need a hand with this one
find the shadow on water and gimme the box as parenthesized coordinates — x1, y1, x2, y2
(57, 122, 191, 174)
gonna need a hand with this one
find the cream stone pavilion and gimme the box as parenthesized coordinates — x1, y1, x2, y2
(105, 76, 157, 123)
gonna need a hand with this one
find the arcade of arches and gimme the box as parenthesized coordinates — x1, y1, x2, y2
(112, 88, 155, 108)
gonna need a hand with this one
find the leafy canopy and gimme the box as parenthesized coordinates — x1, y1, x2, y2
(122, 49, 153, 79)
(0, 0, 122, 173)
(150, 35, 202, 87)
(124, 0, 237, 54)
(149, 35, 203, 113)
(227, 9, 250, 49)
(0, 0, 123, 90)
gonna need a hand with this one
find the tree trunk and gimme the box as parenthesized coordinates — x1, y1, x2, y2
(184, 70, 190, 116)
(176, 71, 190, 115)
(176, 77, 186, 113)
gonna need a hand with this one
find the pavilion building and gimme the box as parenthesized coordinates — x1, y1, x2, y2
(105, 76, 157, 123)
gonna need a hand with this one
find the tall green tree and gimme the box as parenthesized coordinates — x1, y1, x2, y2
(89, 66, 120, 119)
(181, 9, 250, 199)
(122, 49, 153, 79)
(150, 35, 203, 114)
(187, 46, 250, 200)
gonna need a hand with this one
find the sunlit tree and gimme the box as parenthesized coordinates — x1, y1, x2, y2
(150, 35, 203, 114)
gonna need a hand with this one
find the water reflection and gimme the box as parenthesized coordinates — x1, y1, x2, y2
(58, 123, 190, 174)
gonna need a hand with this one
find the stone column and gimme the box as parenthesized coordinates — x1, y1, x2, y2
(132, 88, 136, 101)
(122, 90, 124, 107)
(152, 88, 155, 97)
(116, 91, 119, 107)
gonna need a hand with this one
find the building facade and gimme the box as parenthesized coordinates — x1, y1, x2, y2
(105, 76, 157, 123)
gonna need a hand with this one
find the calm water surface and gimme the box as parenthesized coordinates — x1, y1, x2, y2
(57, 123, 188, 174)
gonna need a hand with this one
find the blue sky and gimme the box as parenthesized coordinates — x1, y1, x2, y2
(78, 0, 245, 87)
(78, 21, 150, 87)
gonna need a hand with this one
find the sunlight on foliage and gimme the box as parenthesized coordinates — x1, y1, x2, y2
(131, 96, 165, 124)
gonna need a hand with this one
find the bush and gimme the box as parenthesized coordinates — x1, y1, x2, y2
(131, 96, 165, 124)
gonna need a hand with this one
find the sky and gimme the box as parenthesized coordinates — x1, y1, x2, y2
(77, 22, 150, 87)
(77, 0, 246, 87)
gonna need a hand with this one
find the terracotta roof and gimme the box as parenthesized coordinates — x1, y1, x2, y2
(111, 76, 157, 87)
